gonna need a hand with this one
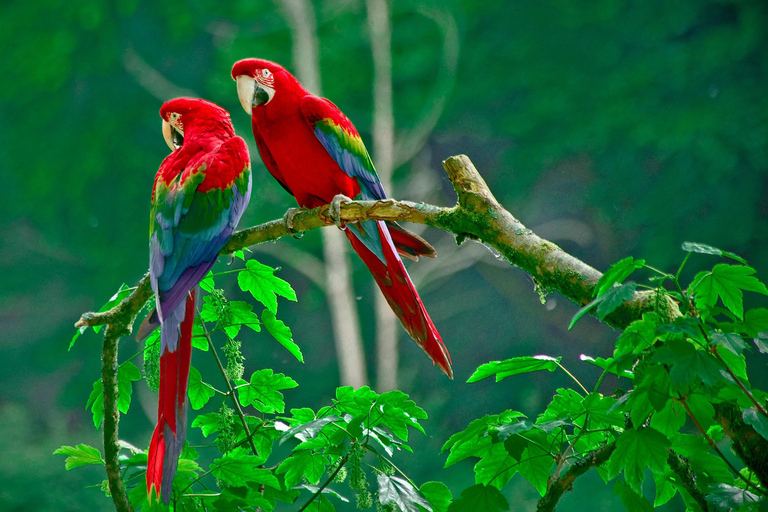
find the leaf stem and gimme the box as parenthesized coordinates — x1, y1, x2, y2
(555, 362, 589, 395)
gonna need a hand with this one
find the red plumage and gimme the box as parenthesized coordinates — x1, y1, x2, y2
(232, 59, 452, 378)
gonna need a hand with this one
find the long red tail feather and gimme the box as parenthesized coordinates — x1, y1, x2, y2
(147, 289, 195, 504)
(345, 222, 452, 378)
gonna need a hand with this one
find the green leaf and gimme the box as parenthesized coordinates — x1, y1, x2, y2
(237, 369, 298, 413)
(652, 471, 677, 508)
(298, 483, 349, 503)
(516, 432, 552, 496)
(685, 393, 716, 431)
(442, 411, 523, 467)
(70, 284, 131, 350)
(85, 379, 104, 429)
(211, 450, 281, 488)
(238, 259, 297, 314)
(377, 474, 432, 512)
(597, 282, 637, 320)
(681, 242, 747, 264)
(582, 393, 625, 429)
(446, 485, 508, 512)
(691, 264, 768, 320)
(738, 308, 768, 337)
(117, 362, 141, 414)
(371, 389, 429, 441)
(579, 354, 634, 379)
(54, 444, 104, 470)
(277, 449, 329, 488)
(615, 313, 659, 357)
(742, 407, 768, 441)
(263, 309, 303, 362)
(279, 416, 340, 445)
(191, 412, 221, 437)
(493, 419, 534, 441)
(705, 483, 760, 510)
(474, 442, 519, 489)
(613, 480, 654, 512)
(606, 427, 670, 494)
(219, 485, 274, 511)
(650, 401, 686, 438)
(653, 338, 723, 392)
(188, 366, 216, 410)
(191, 321, 208, 351)
(671, 434, 733, 483)
(419, 482, 452, 512)
(199, 271, 215, 292)
(467, 355, 560, 383)
(594, 257, 645, 297)
(711, 332, 747, 355)
(222, 300, 261, 338)
(754, 333, 768, 354)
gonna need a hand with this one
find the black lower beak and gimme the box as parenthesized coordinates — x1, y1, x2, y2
(253, 85, 270, 107)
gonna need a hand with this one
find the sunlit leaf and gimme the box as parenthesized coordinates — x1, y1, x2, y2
(238, 259, 297, 314)
(263, 309, 303, 362)
(467, 356, 560, 383)
(237, 369, 298, 413)
(594, 257, 645, 297)
(54, 444, 104, 470)
(188, 366, 215, 410)
(212, 450, 281, 488)
(277, 449, 329, 488)
(377, 474, 432, 512)
(419, 482, 452, 512)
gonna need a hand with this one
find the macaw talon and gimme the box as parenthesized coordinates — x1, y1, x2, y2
(329, 194, 352, 229)
(283, 207, 303, 236)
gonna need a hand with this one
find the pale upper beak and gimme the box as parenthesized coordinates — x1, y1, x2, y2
(162, 120, 183, 151)
(236, 75, 274, 115)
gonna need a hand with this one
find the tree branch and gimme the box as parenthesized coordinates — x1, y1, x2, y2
(76, 154, 679, 332)
(537, 443, 616, 512)
(101, 324, 134, 512)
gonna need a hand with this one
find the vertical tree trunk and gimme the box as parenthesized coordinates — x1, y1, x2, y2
(366, 0, 399, 392)
(278, 0, 368, 387)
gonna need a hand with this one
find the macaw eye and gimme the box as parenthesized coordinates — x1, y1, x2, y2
(262, 69, 271, 78)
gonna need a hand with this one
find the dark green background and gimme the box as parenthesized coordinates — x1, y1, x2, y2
(1, 0, 766, 510)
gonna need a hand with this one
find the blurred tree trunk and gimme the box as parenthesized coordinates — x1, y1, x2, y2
(366, 0, 399, 392)
(278, 0, 368, 388)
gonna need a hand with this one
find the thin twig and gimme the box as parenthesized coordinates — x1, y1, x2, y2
(296, 452, 351, 512)
(197, 313, 260, 457)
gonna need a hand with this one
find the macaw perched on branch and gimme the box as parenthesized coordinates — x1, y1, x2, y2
(231, 59, 452, 378)
(139, 98, 251, 503)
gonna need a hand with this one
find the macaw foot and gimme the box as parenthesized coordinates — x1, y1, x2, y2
(283, 208, 304, 238)
(329, 194, 352, 229)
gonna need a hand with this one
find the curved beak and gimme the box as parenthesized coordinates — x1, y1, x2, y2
(236, 75, 274, 115)
(162, 120, 183, 151)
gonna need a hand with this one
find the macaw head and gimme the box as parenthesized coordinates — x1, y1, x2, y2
(159, 98, 234, 151)
(231, 59, 306, 116)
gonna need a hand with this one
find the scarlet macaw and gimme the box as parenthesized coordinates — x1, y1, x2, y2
(231, 59, 451, 378)
(140, 98, 251, 503)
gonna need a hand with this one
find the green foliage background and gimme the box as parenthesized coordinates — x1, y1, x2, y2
(1, 0, 766, 510)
